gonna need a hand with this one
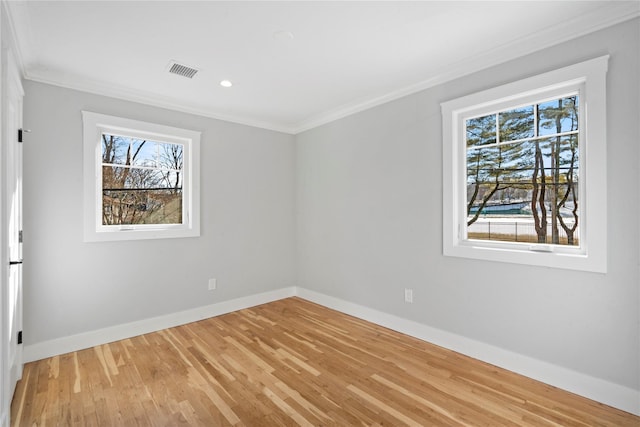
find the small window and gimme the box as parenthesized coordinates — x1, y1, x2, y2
(83, 112, 200, 241)
(441, 56, 608, 273)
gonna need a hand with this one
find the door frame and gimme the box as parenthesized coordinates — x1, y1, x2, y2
(0, 21, 6, 425)
(0, 7, 23, 424)
(4, 39, 23, 399)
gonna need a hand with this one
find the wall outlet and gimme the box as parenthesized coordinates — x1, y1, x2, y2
(208, 278, 217, 290)
(404, 288, 413, 303)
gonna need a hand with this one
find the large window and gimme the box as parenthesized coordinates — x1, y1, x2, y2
(441, 56, 608, 272)
(83, 112, 200, 241)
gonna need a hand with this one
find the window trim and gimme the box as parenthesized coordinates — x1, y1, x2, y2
(82, 111, 201, 242)
(441, 56, 608, 273)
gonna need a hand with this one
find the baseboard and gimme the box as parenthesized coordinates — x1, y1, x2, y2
(23, 287, 296, 363)
(295, 287, 640, 416)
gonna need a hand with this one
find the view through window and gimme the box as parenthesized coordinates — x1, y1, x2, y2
(101, 134, 184, 226)
(466, 95, 580, 246)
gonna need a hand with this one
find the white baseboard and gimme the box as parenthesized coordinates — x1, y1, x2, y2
(23, 287, 296, 363)
(295, 287, 640, 417)
(22, 285, 639, 416)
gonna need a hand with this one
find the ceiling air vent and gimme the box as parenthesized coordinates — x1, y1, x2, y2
(167, 61, 199, 79)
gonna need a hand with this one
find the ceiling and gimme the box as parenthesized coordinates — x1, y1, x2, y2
(6, 1, 639, 134)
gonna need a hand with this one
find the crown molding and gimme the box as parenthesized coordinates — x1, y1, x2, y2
(24, 68, 298, 135)
(293, 2, 640, 134)
(7, 0, 297, 135)
(10, 1, 640, 136)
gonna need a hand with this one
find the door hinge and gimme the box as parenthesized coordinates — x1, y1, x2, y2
(18, 128, 30, 143)
(17, 331, 22, 345)
(19, 230, 23, 243)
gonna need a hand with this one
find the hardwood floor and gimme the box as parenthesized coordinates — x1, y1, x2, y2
(11, 297, 639, 426)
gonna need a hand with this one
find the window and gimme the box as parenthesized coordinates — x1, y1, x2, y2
(441, 56, 608, 273)
(83, 112, 200, 241)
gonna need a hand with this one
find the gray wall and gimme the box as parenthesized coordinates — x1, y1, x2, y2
(23, 82, 296, 345)
(296, 19, 639, 391)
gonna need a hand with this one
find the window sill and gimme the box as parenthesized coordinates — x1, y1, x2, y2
(444, 239, 606, 273)
(84, 226, 200, 243)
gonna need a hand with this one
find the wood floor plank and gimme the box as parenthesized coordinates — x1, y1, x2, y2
(11, 297, 640, 426)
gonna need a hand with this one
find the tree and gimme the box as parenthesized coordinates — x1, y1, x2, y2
(102, 135, 165, 225)
(537, 96, 579, 244)
(556, 137, 579, 245)
(530, 137, 547, 243)
(466, 109, 532, 226)
(159, 142, 183, 193)
(467, 145, 513, 226)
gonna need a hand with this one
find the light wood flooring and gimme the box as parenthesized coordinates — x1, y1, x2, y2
(11, 297, 639, 426)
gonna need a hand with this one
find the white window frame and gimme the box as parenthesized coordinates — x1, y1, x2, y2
(441, 56, 608, 273)
(82, 111, 201, 242)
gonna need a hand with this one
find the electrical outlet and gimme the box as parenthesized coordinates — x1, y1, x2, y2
(404, 288, 413, 303)
(208, 278, 217, 290)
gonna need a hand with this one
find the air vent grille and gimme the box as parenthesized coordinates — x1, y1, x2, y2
(168, 62, 199, 79)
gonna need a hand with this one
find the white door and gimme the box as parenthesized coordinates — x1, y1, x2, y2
(2, 46, 23, 419)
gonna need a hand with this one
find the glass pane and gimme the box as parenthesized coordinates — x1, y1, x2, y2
(466, 114, 496, 147)
(103, 166, 125, 189)
(157, 142, 184, 171)
(102, 188, 182, 226)
(101, 134, 130, 165)
(158, 171, 182, 190)
(467, 137, 579, 246)
(467, 141, 532, 211)
(467, 141, 531, 185)
(514, 140, 539, 181)
(102, 164, 183, 226)
(131, 140, 159, 167)
(538, 96, 579, 136)
(466, 146, 494, 185)
(499, 105, 534, 142)
(102, 166, 164, 189)
(537, 135, 579, 177)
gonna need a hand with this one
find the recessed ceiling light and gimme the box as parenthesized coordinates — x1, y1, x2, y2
(220, 80, 233, 88)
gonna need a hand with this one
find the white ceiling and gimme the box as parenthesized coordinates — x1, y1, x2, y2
(6, 1, 639, 134)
